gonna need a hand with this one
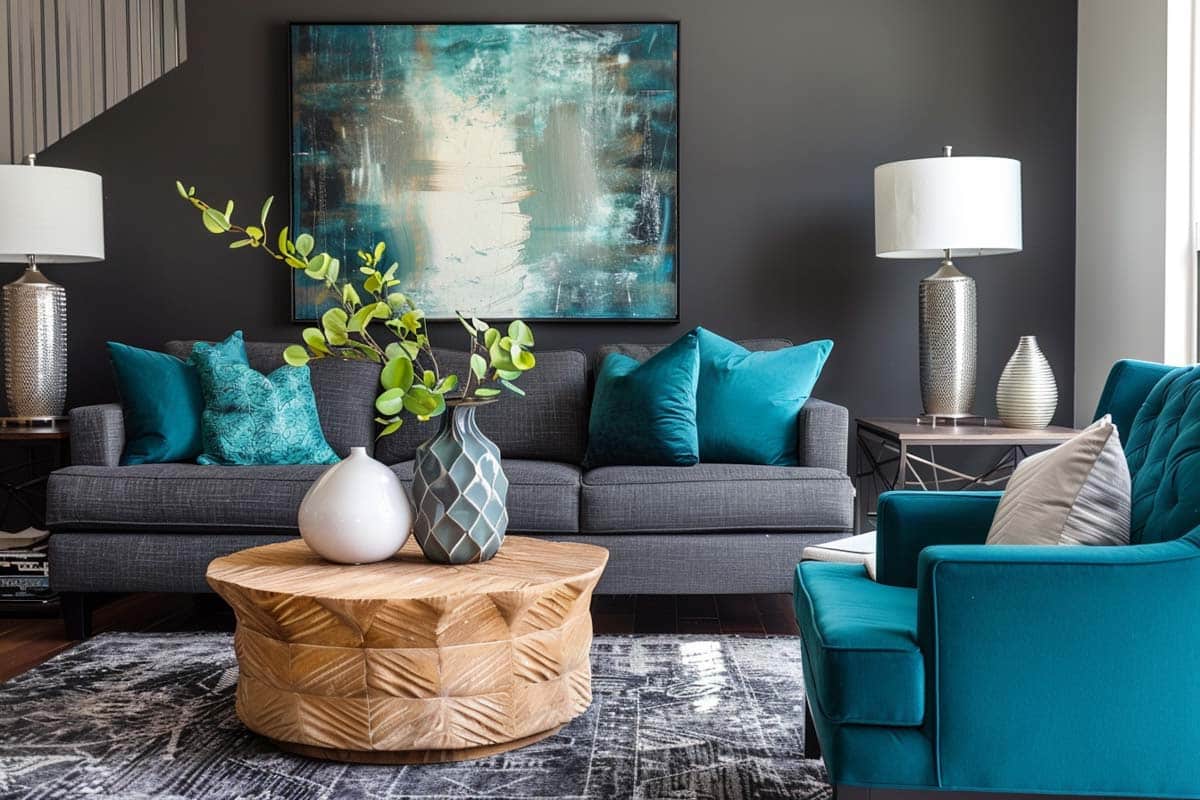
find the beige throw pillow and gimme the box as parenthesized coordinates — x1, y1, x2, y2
(986, 415, 1131, 547)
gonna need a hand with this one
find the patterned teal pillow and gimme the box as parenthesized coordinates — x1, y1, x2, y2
(189, 344, 338, 466)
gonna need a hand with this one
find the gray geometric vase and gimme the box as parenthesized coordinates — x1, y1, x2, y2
(411, 399, 509, 564)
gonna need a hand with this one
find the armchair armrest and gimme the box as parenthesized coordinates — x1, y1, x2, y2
(69, 404, 124, 466)
(916, 534, 1200, 796)
(875, 490, 1001, 587)
(798, 397, 848, 472)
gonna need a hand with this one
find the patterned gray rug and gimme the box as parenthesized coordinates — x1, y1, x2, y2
(0, 633, 829, 799)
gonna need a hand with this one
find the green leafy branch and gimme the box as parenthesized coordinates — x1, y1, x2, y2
(175, 181, 536, 438)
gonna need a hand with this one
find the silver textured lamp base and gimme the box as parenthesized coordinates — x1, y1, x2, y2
(918, 258, 976, 423)
(3, 264, 68, 420)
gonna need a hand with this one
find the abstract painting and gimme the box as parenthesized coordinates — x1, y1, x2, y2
(290, 23, 679, 321)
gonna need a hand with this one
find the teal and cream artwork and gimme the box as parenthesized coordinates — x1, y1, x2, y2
(290, 23, 679, 321)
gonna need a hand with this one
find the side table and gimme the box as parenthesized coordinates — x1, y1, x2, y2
(855, 417, 1079, 533)
(0, 422, 69, 530)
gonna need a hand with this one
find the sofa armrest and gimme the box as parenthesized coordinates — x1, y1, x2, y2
(915, 533, 1200, 795)
(797, 397, 848, 472)
(875, 490, 1001, 587)
(69, 404, 124, 466)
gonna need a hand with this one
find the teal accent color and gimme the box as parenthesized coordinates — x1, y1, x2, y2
(693, 327, 832, 465)
(794, 562, 923, 726)
(584, 330, 700, 467)
(189, 343, 338, 466)
(1092, 358, 1175, 442)
(794, 360, 1200, 796)
(107, 332, 248, 466)
(874, 491, 1002, 588)
(412, 402, 509, 564)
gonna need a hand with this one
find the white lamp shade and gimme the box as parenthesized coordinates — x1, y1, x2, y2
(874, 156, 1021, 258)
(0, 164, 104, 263)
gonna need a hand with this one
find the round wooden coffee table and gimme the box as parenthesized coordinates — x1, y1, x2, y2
(206, 536, 608, 764)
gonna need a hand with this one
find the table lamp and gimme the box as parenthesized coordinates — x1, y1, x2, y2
(874, 146, 1021, 424)
(0, 155, 104, 423)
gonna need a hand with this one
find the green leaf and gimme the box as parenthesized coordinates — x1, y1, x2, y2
(282, 345, 310, 367)
(348, 305, 375, 333)
(342, 283, 361, 306)
(277, 226, 290, 254)
(302, 327, 330, 354)
(373, 241, 386, 263)
(422, 369, 436, 388)
(375, 387, 406, 416)
(483, 328, 501, 348)
(500, 379, 525, 396)
(370, 301, 391, 319)
(175, 180, 189, 199)
(457, 313, 477, 338)
(322, 307, 349, 345)
(400, 340, 421, 358)
(244, 225, 263, 239)
(260, 196, 273, 228)
(325, 258, 340, 284)
(474, 387, 501, 398)
(508, 320, 534, 347)
(387, 292, 409, 310)
(403, 384, 442, 416)
(511, 347, 536, 371)
(470, 353, 487, 380)
(434, 374, 458, 394)
(488, 340, 516, 372)
(346, 339, 382, 363)
(224, 199, 234, 220)
(377, 419, 403, 438)
(363, 272, 383, 294)
(401, 310, 424, 334)
(284, 255, 306, 269)
(229, 239, 253, 249)
(472, 317, 489, 332)
(385, 342, 405, 361)
(496, 368, 521, 381)
(294, 233, 314, 257)
(381, 355, 415, 392)
(382, 262, 398, 282)
(202, 208, 230, 233)
(304, 252, 330, 280)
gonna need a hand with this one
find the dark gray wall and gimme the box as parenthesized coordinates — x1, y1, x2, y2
(34, 0, 1077, 425)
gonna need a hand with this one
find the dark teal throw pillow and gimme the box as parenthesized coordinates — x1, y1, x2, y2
(107, 331, 248, 465)
(585, 331, 700, 468)
(695, 327, 833, 465)
(190, 342, 338, 466)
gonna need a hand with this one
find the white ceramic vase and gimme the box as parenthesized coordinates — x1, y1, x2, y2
(298, 447, 412, 564)
(995, 335, 1058, 429)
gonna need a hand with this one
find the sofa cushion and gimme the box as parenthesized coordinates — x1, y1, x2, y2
(591, 337, 793, 376)
(47, 464, 332, 534)
(794, 561, 924, 726)
(166, 340, 378, 458)
(580, 464, 853, 533)
(375, 349, 589, 466)
(391, 459, 580, 534)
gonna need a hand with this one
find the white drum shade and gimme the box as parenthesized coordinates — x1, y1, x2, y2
(0, 165, 104, 262)
(874, 156, 1021, 258)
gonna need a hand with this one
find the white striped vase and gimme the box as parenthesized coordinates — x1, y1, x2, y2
(996, 336, 1058, 429)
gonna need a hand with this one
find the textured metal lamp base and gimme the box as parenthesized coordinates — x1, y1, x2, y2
(918, 259, 976, 419)
(3, 266, 68, 419)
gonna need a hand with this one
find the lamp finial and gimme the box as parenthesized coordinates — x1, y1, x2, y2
(943, 145, 952, 157)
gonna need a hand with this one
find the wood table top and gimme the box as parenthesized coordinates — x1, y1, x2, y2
(857, 417, 1080, 445)
(0, 421, 69, 441)
(207, 536, 609, 602)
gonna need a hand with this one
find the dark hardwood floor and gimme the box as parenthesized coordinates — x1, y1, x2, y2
(0, 592, 799, 683)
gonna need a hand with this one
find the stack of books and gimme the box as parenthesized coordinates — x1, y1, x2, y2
(0, 528, 54, 604)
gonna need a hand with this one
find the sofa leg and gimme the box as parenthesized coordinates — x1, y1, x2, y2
(804, 699, 821, 759)
(61, 592, 93, 640)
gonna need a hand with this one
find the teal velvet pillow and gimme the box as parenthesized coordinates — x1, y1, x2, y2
(585, 331, 701, 468)
(695, 327, 833, 466)
(107, 331, 248, 465)
(189, 343, 338, 466)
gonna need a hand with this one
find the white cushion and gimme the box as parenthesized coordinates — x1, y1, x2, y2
(986, 415, 1131, 547)
(802, 531, 877, 580)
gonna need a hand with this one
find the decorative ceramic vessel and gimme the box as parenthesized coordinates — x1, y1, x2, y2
(411, 399, 509, 564)
(996, 335, 1058, 429)
(298, 446, 412, 564)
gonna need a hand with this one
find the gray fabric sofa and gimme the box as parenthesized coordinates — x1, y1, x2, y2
(47, 338, 853, 636)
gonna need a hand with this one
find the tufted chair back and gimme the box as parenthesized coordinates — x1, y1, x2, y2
(1112, 364, 1200, 544)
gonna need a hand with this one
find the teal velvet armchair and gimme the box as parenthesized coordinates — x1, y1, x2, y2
(794, 360, 1200, 798)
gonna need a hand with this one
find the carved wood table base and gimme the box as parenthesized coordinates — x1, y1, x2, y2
(206, 536, 608, 763)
